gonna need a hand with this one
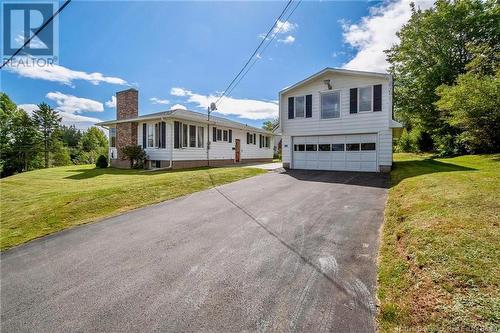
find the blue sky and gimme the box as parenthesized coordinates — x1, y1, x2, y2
(2, 0, 427, 129)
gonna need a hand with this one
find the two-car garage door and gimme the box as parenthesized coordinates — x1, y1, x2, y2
(292, 134, 378, 172)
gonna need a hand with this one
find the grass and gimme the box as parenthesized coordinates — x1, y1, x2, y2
(0, 165, 266, 250)
(378, 153, 500, 332)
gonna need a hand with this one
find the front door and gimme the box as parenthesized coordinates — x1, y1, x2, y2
(235, 139, 241, 163)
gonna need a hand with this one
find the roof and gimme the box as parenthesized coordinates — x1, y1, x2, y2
(279, 67, 392, 95)
(96, 109, 271, 134)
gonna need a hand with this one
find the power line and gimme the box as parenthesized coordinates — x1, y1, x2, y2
(214, 0, 294, 107)
(0, 0, 72, 69)
(222, 0, 302, 101)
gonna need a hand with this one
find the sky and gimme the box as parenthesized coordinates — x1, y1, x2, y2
(1, 0, 433, 129)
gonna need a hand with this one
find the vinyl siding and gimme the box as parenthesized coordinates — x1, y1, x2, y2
(280, 72, 393, 166)
(138, 120, 273, 162)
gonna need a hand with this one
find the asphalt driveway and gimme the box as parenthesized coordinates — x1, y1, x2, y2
(1, 170, 388, 332)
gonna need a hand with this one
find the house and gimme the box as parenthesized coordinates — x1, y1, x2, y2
(277, 68, 402, 172)
(97, 89, 273, 169)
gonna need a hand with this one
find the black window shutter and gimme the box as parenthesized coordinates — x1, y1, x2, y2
(350, 88, 358, 113)
(253, 133, 256, 145)
(142, 123, 147, 147)
(212, 127, 217, 142)
(247, 133, 250, 144)
(161, 122, 166, 148)
(229, 129, 232, 143)
(259, 135, 262, 148)
(288, 97, 294, 119)
(305, 95, 312, 118)
(373, 84, 382, 111)
(173, 121, 180, 148)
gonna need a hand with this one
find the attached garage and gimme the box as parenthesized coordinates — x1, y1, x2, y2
(292, 134, 378, 172)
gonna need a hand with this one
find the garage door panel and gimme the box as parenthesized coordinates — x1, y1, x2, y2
(293, 134, 378, 172)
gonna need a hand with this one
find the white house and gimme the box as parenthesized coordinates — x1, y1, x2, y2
(278, 68, 402, 172)
(98, 89, 273, 169)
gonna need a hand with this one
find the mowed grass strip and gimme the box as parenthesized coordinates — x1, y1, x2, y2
(378, 153, 500, 332)
(0, 165, 266, 250)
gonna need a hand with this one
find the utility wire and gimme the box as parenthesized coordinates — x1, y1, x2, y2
(222, 0, 302, 101)
(214, 0, 294, 107)
(0, 0, 72, 69)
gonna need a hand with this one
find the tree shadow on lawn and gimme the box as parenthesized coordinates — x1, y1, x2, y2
(391, 158, 476, 186)
(64, 166, 214, 180)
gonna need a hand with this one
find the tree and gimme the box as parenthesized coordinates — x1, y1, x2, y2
(436, 71, 500, 153)
(262, 118, 279, 132)
(51, 139, 72, 166)
(32, 103, 61, 168)
(386, 0, 499, 150)
(78, 127, 108, 164)
(121, 145, 146, 168)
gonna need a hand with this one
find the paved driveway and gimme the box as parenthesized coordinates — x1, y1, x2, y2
(1, 170, 388, 333)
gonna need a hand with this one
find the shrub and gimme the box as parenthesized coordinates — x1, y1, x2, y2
(95, 155, 108, 168)
(121, 145, 146, 169)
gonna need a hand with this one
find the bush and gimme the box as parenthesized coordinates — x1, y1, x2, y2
(95, 155, 108, 168)
(121, 145, 146, 168)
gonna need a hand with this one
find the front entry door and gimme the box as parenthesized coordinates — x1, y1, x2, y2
(235, 139, 241, 163)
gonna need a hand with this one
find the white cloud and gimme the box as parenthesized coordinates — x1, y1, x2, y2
(259, 20, 297, 44)
(278, 35, 295, 44)
(4, 56, 128, 86)
(150, 97, 170, 105)
(170, 87, 189, 96)
(18, 103, 102, 130)
(46, 92, 104, 114)
(170, 104, 187, 110)
(342, 0, 434, 72)
(105, 95, 116, 108)
(15, 33, 47, 49)
(169, 87, 278, 120)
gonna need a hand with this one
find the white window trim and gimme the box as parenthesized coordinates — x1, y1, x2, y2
(320, 89, 342, 120)
(147, 123, 155, 148)
(358, 85, 373, 113)
(294, 95, 306, 118)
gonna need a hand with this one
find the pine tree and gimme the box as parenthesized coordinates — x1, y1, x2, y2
(32, 103, 61, 168)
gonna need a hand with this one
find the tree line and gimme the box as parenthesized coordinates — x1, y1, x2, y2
(389, 0, 499, 155)
(1, 93, 108, 177)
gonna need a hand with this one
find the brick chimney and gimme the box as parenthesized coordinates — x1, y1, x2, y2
(114, 88, 139, 167)
(116, 88, 138, 120)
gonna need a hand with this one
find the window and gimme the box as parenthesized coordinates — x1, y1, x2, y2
(182, 124, 188, 147)
(318, 144, 331, 151)
(265, 136, 270, 148)
(359, 86, 372, 112)
(321, 91, 340, 119)
(295, 96, 305, 117)
(217, 129, 222, 141)
(148, 124, 154, 148)
(189, 125, 196, 147)
(294, 144, 305, 151)
(223, 130, 228, 141)
(332, 144, 345, 151)
(247, 132, 253, 144)
(346, 143, 360, 151)
(306, 144, 317, 151)
(228, 130, 232, 143)
(198, 126, 204, 148)
(361, 142, 376, 151)
(109, 128, 116, 147)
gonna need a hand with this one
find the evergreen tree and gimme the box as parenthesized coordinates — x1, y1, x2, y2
(32, 103, 62, 168)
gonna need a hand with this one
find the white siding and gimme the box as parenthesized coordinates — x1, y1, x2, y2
(280, 72, 394, 167)
(136, 119, 272, 162)
(137, 120, 172, 161)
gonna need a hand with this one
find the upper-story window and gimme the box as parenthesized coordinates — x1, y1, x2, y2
(295, 96, 305, 117)
(109, 127, 116, 147)
(321, 91, 340, 119)
(359, 86, 372, 112)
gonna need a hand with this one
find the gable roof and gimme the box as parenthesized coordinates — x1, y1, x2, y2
(96, 109, 271, 134)
(279, 67, 392, 95)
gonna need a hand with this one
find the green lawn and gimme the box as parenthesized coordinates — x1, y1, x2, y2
(0, 165, 266, 250)
(378, 153, 500, 332)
